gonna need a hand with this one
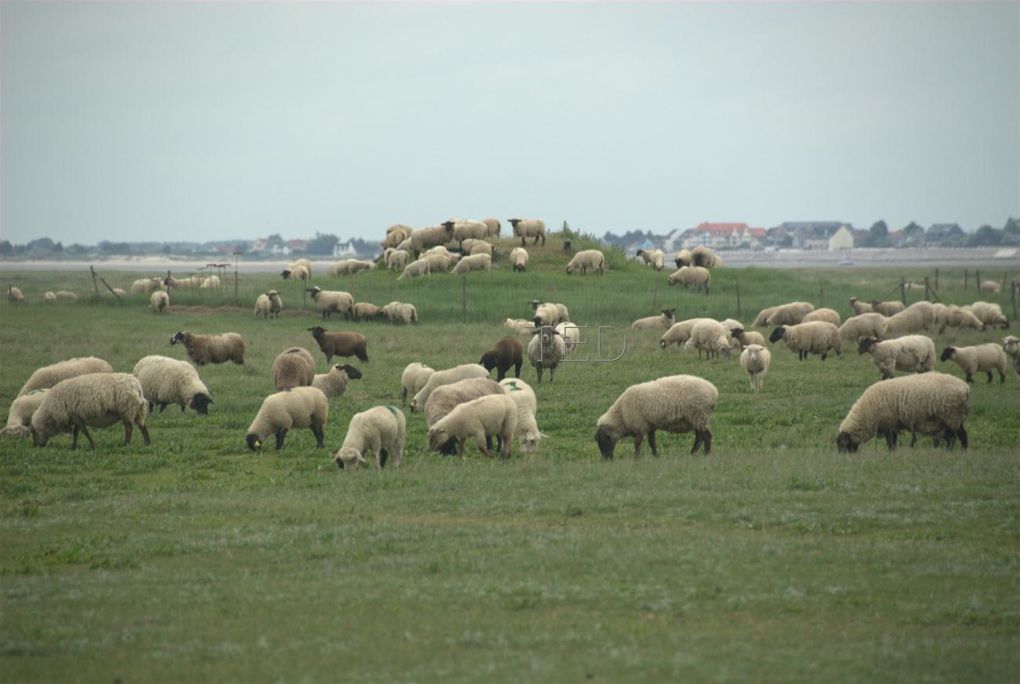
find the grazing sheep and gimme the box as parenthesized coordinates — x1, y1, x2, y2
(751, 306, 779, 328)
(444, 219, 489, 245)
(555, 322, 581, 353)
(460, 238, 489, 253)
(422, 251, 458, 273)
(836, 373, 970, 452)
(565, 249, 606, 275)
(30, 373, 150, 450)
(596, 374, 718, 458)
(769, 322, 842, 361)
(1002, 336, 1020, 377)
(740, 344, 771, 392)
(499, 378, 543, 454)
(481, 217, 501, 237)
(883, 301, 937, 336)
(2, 390, 50, 438)
(410, 363, 489, 412)
(18, 357, 114, 396)
(111, 287, 127, 297)
(199, 275, 221, 289)
(170, 331, 245, 366)
(848, 297, 873, 315)
(936, 305, 984, 334)
(8, 286, 25, 303)
(132, 355, 212, 415)
(451, 253, 492, 274)
(55, 291, 78, 301)
(398, 258, 432, 280)
(528, 326, 567, 383)
(979, 280, 1002, 294)
(281, 261, 311, 281)
(307, 287, 354, 320)
(400, 362, 435, 405)
(802, 308, 842, 326)
(719, 319, 746, 350)
(871, 300, 905, 316)
(468, 242, 494, 258)
(690, 245, 723, 269)
(508, 218, 546, 246)
(386, 249, 410, 272)
(858, 335, 936, 379)
(333, 406, 406, 469)
(382, 224, 413, 249)
(530, 300, 570, 326)
(312, 363, 363, 399)
(636, 248, 666, 271)
(352, 302, 383, 321)
(504, 318, 536, 335)
(307, 326, 368, 364)
(245, 386, 328, 451)
(271, 347, 316, 390)
(479, 336, 524, 381)
(764, 302, 815, 326)
(131, 277, 163, 294)
(165, 275, 201, 289)
(667, 266, 710, 293)
(425, 378, 504, 428)
(966, 301, 1009, 329)
(632, 308, 676, 331)
(410, 224, 455, 255)
(674, 249, 692, 268)
(381, 301, 418, 325)
(660, 318, 715, 349)
(941, 344, 1008, 384)
(328, 259, 374, 276)
(838, 313, 888, 342)
(684, 320, 733, 360)
(42, 291, 57, 303)
(730, 327, 767, 349)
(509, 247, 529, 272)
(428, 394, 518, 458)
(150, 290, 170, 314)
(254, 290, 283, 319)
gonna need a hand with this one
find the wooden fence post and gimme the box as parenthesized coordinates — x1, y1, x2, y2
(964, 269, 968, 290)
(923, 276, 930, 301)
(976, 269, 981, 293)
(98, 277, 122, 301)
(735, 279, 741, 317)
(89, 266, 99, 297)
(819, 283, 824, 308)
(900, 276, 907, 305)
(233, 254, 239, 307)
(1013, 281, 1018, 319)
(935, 268, 940, 290)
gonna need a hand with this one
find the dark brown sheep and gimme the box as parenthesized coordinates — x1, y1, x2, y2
(479, 336, 523, 381)
(308, 327, 369, 364)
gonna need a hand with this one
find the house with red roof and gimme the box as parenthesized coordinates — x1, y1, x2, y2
(676, 222, 765, 250)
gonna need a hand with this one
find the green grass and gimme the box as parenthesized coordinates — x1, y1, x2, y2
(1, 251, 1018, 682)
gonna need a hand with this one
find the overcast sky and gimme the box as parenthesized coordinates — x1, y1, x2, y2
(2, 1, 1017, 245)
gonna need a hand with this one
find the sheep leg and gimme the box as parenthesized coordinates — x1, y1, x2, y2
(514, 360, 523, 377)
(497, 367, 506, 381)
(401, 388, 407, 405)
(159, 403, 167, 413)
(500, 432, 513, 459)
(311, 424, 325, 448)
(956, 426, 968, 450)
(391, 444, 403, 468)
(78, 423, 96, 451)
(549, 367, 556, 383)
(485, 434, 493, 451)
(985, 370, 993, 384)
(124, 421, 133, 445)
(475, 431, 492, 458)
(378, 449, 388, 469)
(632, 434, 643, 457)
(965, 373, 973, 383)
(71, 425, 80, 450)
(274, 430, 286, 450)
(138, 421, 151, 446)
(648, 430, 658, 457)
(999, 370, 1006, 383)
(883, 430, 897, 451)
(535, 367, 543, 383)
(821, 352, 828, 361)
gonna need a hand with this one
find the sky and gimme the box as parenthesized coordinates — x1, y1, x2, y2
(1, 1, 1018, 245)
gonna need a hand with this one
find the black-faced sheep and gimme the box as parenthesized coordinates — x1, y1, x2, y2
(527, 325, 567, 383)
(312, 363, 362, 399)
(307, 287, 354, 320)
(479, 336, 524, 381)
(509, 218, 546, 246)
(858, 335, 936, 379)
(769, 322, 842, 361)
(941, 344, 1007, 384)
(254, 290, 283, 319)
(333, 405, 406, 469)
(632, 308, 676, 331)
(133, 355, 212, 415)
(245, 386, 328, 451)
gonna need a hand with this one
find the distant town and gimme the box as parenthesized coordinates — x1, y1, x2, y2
(2, 218, 1017, 261)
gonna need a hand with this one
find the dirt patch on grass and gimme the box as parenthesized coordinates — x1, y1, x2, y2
(168, 305, 317, 317)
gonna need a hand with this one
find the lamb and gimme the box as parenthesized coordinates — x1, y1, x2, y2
(632, 308, 676, 331)
(667, 266, 710, 293)
(499, 378, 543, 454)
(504, 318, 536, 334)
(836, 373, 970, 452)
(479, 336, 524, 380)
(690, 245, 723, 269)
(42, 291, 57, 303)
(382, 224, 413, 249)
(424, 378, 506, 455)
(801, 308, 842, 326)
(838, 313, 888, 342)
(729, 327, 767, 349)
(659, 318, 715, 349)
(422, 251, 458, 273)
(18, 357, 114, 396)
(1002, 336, 1020, 377)
(966, 301, 1009, 329)
(740, 344, 771, 392)
(245, 386, 328, 451)
(674, 249, 692, 268)
(8, 286, 25, 303)
(410, 363, 489, 412)
(386, 249, 410, 272)
(508, 218, 546, 246)
(764, 302, 815, 326)
(400, 362, 435, 405)
(769, 321, 842, 361)
(871, 300, 905, 316)
(30, 373, 150, 449)
(445, 219, 489, 245)
(254, 290, 283, 319)
(312, 363, 363, 398)
(333, 406, 406, 470)
(719, 318, 745, 350)
(509, 247, 529, 272)
(306, 326, 369, 364)
(527, 325, 567, 383)
(111, 287, 127, 297)
(940, 344, 1008, 384)
(410, 224, 455, 255)
(55, 291, 78, 301)
(555, 322, 581, 353)
(131, 277, 163, 294)
(352, 302, 383, 321)
(170, 331, 245, 365)
(936, 305, 984, 334)
(2, 390, 50, 438)
(684, 320, 732, 360)
(857, 335, 936, 379)
(848, 297, 873, 315)
(271, 347, 316, 390)
(381, 301, 418, 325)
(200, 275, 221, 289)
(979, 280, 1002, 294)
(468, 242, 493, 258)
(565, 249, 606, 275)
(595, 374, 718, 458)
(428, 394, 518, 458)
(529, 300, 570, 326)
(307, 287, 353, 320)
(398, 259, 432, 279)
(328, 259, 374, 276)
(132, 355, 213, 415)
(150, 290, 170, 313)
(636, 248, 665, 271)
(451, 253, 492, 274)
(751, 306, 779, 328)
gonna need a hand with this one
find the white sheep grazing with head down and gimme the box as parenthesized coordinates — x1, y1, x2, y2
(2, 389, 50, 438)
(424, 378, 505, 454)
(848, 297, 873, 315)
(801, 308, 842, 326)
(254, 290, 283, 319)
(837, 372, 970, 452)
(596, 374, 718, 458)
(133, 355, 213, 415)
(170, 331, 245, 366)
(398, 258, 432, 280)
(659, 318, 715, 349)
(769, 321, 842, 361)
(965, 301, 1009, 329)
(381, 301, 418, 325)
(683, 320, 732, 360)
(667, 266, 710, 293)
(858, 335, 936, 380)
(451, 253, 492, 274)
(271, 347, 316, 391)
(509, 247, 529, 272)
(150, 290, 170, 314)
(1002, 335, 1020, 377)
(428, 394, 518, 458)
(410, 364, 490, 412)
(400, 362, 435, 405)
(940, 344, 1007, 384)
(30, 373, 150, 450)
(245, 386, 328, 451)
(936, 305, 984, 334)
(18, 357, 114, 396)
(499, 377, 544, 454)
(527, 325, 567, 383)
(838, 313, 888, 342)
(740, 344, 771, 392)
(565, 249, 606, 275)
(751, 305, 779, 328)
(632, 308, 676, 331)
(764, 302, 815, 326)
(884, 301, 937, 336)
(334, 406, 406, 470)
(636, 248, 665, 271)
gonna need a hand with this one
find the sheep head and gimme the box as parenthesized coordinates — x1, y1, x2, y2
(334, 447, 367, 470)
(940, 346, 958, 362)
(595, 426, 616, 459)
(190, 393, 213, 415)
(857, 337, 879, 355)
(836, 431, 858, 453)
(307, 326, 326, 339)
(170, 331, 188, 345)
(337, 364, 363, 380)
(768, 327, 787, 343)
(428, 427, 452, 452)
(245, 433, 262, 452)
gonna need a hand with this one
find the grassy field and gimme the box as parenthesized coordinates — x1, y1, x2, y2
(1, 241, 1018, 681)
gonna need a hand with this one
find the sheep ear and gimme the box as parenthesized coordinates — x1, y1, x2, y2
(539, 432, 550, 438)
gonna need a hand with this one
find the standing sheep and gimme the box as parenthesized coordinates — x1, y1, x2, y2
(769, 322, 842, 361)
(398, 259, 432, 280)
(410, 224, 455, 255)
(555, 322, 581, 353)
(42, 291, 57, 303)
(659, 318, 715, 349)
(55, 291, 78, 301)
(30, 373, 151, 450)
(740, 344, 771, 392)
(632, 308, 676, 331)
(838, 313, 888, 342)
(428, 394, 518, 458)
(444, 219, 489, 246)
(254, 290, 283, 319)
(18, 357, 114, 396)
(667, 266, 710, 293)
(527, 326, 567, 383)
(884, 301, 937, 337)
(400, 362, 435, 405)
(836, 373, 970, 452)
(423, 378, 505, 454)
(333, 406, 406, 469)
(312, 364, 363, 399)
(150, 290, 170, 314)
(848, 297, 873, 315)
(271, 347, 316, 390)
(410, 363, 489, 412)
(1002, 335, 1020, 377)
(936, 305, 984, 335)
(966, 301, 1009, 329)
(802, 308, 842, 326)
(281, 262, 311, 281)
(131, 277, 164, 294)
(858, 335, 936, 379)
(170, 331, 245, 366)
(636, 248, 666, 271)
(764, 302, 815, 326)
(508, 218, 546, 246)
(565, 249, 606, 275)
(307, 287, 354, 320)
(307, 327, 369, 364)
(509, 247, 529, 272)
(690, 245, 723, 269)
(245, 386, 328, 451)
(684, 320, 733, 360)
(386, 249, 410, 272)
(979, 280, 1002, 294)
(871, 300, 905, 317)
(8, 286, 25, 303)
(595, 375, 718, 458)
(381, 301, 418, 325)
(730, 327, 767, 349)
(499, 378, 543, 454)
(2, 390, 50, 438)
(132, 355, 213, 415)
(479, 336, 524, 381)
(451, 253, 492, 274)
(940, 344, 1008, 384)
(674, 249, 692, 268)
(530, 300, 570, 326)
(482, 218, 501, 237)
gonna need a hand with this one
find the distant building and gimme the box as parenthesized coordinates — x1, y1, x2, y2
(333, 241, 360, 258)
(925, 223, 965, 247)
(772, 222, 853, 250)
(678, 222, 764, 250)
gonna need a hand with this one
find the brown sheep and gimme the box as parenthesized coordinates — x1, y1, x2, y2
(308, 326, 369, 364)
(479, 337, 524, 381)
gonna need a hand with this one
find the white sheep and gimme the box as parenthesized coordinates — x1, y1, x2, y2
(636, 248, 665, 271)
(18, 357, 114, 396)
(150, 290, 170, 314)
(838, 313, 888, 342)
(132, 355, 212, 415)
(381, 301, 418, 325)
(504, 318, 536, 334)
(444, 219, 489, 245)
(936, 305, 984, 334)
(461, 239, 494, 257)
(410, 363, 490, 412)
(30, 373, 150, 450)
(565, 249, 606, 275)
(451, 253, 492, 274)
(328, 259, 375, 276)
(801, 308, 842, 326)
(966, 301, 1009, 329)
(386, 249, 410, 272)
(940, 344, 1008, 384)
(131, 277, 163, 294)
(333, 406, 406, 470)
(740, 344, 771, 392)
(410, 224, 455, 254)
(199, 275, 221, 289)
(2, 389, 50, 438)
(382, 224, 413, 249)
(751, 306, 779, 327)
(428, 394, 518, 458)
(764, 302, 815, 326)
(424, 378, 504, 428)
(400, 362, 435, 405)
(837, 372, 970, 452)
(979, 280, 1001, 294)
(281, 262, 311, 281)
(871, 300, 905, 317)
(527, 325, 567, 383)
(730, 327, 767, 349)
(509, 247, 529, 272)
(848, 297, 873, 315)
(884, 301, 937, 337)
(508, 218, 546, 246)
(352, 302, 383, 321)
(555, 322, 581, 353)
(673, 249, 692, 268)
(55, 290, 78, 301)
(857, 335, 936, 379)
(482, 218, 501, 237)
(596, 374, 718, 458)
(684, 320, 732, 360)
(245, 386, 328, 451)
(8, 286, 25, 302)
(170, 330, 245, 366)
(313, 363, 363, 399)
(659, 318, 715, 349)
(719, 318, 746, 350)
(42, 291, 57, 303)
(499, 378, 543, 454)
(666, 266, 710, 293)
(690, 245, 723, 269)
(529, 300, 570, 326)
(422, 252, 458, 273)
(769, 321, 842, 361)
(307, 287, 353, 320)
(632, 308, 676, 331)
(271, 347, 315, 390)
(398, 259, 432, 280)
(1002, 335, 1020, 377)
(254, 290, 283, 319)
